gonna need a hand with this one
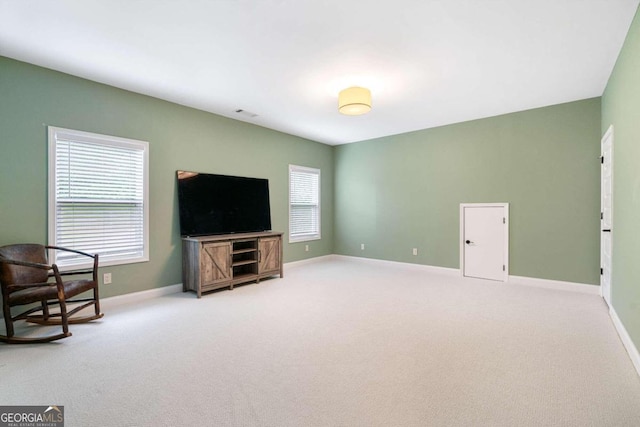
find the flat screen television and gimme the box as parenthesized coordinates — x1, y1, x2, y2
(177, 170, 272, 237)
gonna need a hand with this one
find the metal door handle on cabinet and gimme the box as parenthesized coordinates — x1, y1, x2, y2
(465, 240, 473, 245)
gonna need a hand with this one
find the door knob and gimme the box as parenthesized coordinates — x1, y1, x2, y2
(465, 240, 472, 244)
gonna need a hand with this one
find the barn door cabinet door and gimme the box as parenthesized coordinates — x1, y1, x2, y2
(201, 242, 232, 287)
(258, 236, 283, 278)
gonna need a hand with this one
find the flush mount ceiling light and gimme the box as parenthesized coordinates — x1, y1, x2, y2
(338, 86, 372, 115)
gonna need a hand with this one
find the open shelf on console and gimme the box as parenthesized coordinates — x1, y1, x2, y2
(232, 259, 257, 267)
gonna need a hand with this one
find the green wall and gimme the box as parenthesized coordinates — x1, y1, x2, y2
(602, 6, 640, 358)
(334, 99, 601, 285)
(0, 53, 611, 300)
(0, 56, 334, 298)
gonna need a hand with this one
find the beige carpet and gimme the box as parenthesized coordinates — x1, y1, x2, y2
(1, 257, 640, 426)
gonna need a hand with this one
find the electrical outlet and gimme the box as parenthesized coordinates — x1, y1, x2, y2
(305, 244, 309, 252)
(103, 273, 112, 285)
(361, 243, 365, 250)
(413, 248, 418, 256)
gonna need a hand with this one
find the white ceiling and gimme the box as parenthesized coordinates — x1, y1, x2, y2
(1, 1, 638, 145)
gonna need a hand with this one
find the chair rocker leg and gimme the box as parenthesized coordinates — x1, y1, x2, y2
(0, 331, 71, 344)
(26, 312, 104, 325)
(1, 306, 72, 344)
(25, 299, 104, 325)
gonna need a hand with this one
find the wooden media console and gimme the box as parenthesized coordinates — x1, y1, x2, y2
(182, 231, 283, 298)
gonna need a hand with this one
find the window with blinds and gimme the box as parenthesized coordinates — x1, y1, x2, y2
(289, 165, 321, 243)
(48, 127, 149, 269)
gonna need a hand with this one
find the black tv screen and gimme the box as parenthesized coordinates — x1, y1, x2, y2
(177, 171, 272, 237)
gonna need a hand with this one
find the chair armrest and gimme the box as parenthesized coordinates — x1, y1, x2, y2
(45, 246, 99, 283)
(46, 245, 97, 260)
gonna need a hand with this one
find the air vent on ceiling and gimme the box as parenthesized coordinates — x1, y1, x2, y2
(235, 109, 258, 118)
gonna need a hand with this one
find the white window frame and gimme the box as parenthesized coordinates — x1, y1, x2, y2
(289, 164, 321, 243)
(48, 126, 149, 270)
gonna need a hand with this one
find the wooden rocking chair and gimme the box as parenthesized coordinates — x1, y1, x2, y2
(0, 244, 103, 344)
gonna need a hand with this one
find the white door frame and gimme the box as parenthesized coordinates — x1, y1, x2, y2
(601, 125, 614, 306)
(460, 203, 509, 281)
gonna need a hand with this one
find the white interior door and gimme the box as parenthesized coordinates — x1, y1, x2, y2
(601, 126, 613, 306)
(461, 204, 509, 281)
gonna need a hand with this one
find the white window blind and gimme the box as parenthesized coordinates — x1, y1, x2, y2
(289, 165, 320, 242)
(48, 127, 149, 269)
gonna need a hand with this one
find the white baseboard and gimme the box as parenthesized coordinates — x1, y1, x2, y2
(332, 257, 600, 295)
(508, 275, 599, 295)
(609, 306, 640, 378)
(97, 254, 334, 309)
(284, 254, 336, 269)
(100, 283, 182, 311)
(0, 284, 183, 321)
(331, 254, 460, 276)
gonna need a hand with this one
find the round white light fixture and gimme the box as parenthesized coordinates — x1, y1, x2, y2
(338, 86, 372, 115)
